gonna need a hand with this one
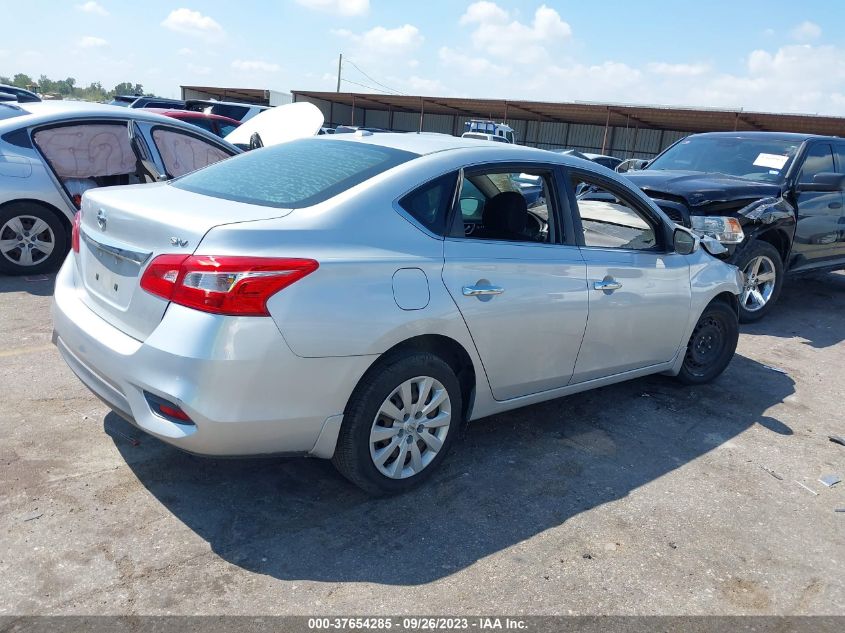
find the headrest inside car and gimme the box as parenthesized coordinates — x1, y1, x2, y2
(483, 190, 528, 235)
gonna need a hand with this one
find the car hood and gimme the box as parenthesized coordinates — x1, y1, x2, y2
(624, 170, 783, 208)
(225, 101, 324, 148)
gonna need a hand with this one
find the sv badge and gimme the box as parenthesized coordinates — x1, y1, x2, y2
(170, 237, 189, 248)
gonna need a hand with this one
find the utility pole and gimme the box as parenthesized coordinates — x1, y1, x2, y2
(336, 53, 343, 92)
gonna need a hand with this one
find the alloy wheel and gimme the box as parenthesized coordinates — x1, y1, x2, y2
(740, 255, 776, 313)
(369, 375, 452, 479)
(0, 215, 56, 267)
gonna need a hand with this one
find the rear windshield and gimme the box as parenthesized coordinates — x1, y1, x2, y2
(172, 138, 418, 208)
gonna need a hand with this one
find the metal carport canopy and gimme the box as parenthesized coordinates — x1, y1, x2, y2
(292, 91, 845, 136)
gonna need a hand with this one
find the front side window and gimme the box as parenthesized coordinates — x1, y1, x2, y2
(173, 138, 417, 208)
(572, 175, 659, 251)
(799, 144, 835, 184)
(457, 169, 554, 243)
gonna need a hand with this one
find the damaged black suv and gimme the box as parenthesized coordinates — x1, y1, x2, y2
(625, 132, 845, 322)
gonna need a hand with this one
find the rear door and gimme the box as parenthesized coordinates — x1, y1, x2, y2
(566, 169, 691, 383)
(441, 164, 588, 401)
(790, 142, 844, 268)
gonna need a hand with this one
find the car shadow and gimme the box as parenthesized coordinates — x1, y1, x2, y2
(743, 271, 845, 349)
(0, 272, 55, 297)
(109, 353, 793, 586)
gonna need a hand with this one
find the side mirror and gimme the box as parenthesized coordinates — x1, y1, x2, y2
(673, 227, 697, 255)
(797, 172, 845, 193)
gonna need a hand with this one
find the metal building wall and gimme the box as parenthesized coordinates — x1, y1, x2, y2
(293, 94, 689, 157)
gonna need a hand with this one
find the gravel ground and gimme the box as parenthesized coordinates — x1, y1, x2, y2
(0, 271, 843, 615)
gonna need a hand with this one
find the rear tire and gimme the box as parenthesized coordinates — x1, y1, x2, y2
(733, 240, 784, 323)
(676, 300, 739, 385)
(0, 202, 68, 275)
(332, 352, 462, 496)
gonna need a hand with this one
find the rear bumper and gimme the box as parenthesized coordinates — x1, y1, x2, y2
(51, 256, 375, 457)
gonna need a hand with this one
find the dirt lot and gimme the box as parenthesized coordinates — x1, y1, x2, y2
(1, 271, 843, 616)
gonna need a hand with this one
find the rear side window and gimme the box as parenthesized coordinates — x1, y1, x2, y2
(399, 173, 457, 235)
(152, 127, 231, 177)
(173, 138, 418, 208)
(210, 104, 249, 120)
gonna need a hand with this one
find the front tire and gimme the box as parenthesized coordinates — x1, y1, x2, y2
(676, 300, 739, 385)
(332, 352, 462, 495)
(733, 240, 784, 323)
(0, 202, 68, 275)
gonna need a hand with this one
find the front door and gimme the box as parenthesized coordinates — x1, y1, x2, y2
(566, 170, 692, 383)
(790, 142, 845, 269)
(441, 165, 588, 401)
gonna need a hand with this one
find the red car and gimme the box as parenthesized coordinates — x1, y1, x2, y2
(144, 108, 241, 139)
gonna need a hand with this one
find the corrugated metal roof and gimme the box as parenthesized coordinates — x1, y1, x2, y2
(292, 91, 845, 137)
(181, 86, 271, 104)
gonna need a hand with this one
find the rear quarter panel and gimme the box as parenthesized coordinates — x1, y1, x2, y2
(194, 162, 484, 361)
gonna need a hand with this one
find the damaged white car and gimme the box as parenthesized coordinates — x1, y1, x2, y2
(0, 100, 323, 274)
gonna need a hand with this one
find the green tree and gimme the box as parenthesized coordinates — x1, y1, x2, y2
(112, 81, 144, 96)
(12, 73, 33, 88)
(38, 74, 56, 93)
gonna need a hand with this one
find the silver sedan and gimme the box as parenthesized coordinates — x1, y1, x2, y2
(52, 133, 743, 494)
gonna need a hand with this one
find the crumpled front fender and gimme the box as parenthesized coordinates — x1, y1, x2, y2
(736, 196, 795, 225)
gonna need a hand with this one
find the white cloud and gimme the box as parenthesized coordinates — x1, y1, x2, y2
(77, 36, 108, 48)
(334, 24, 423, 57)
(231, 59, 280, 72)
(647, 62, 711, 77)
(405, 75, 446, 94)
(459, 0, 508, 25)
(177, 47, 194, 56)
(459, 1, 571, 64)
(688, 43, 845, 112)
(161, 8, 224, 40)
(296, 0, 368, 16)
(187, 63, 212, 76)
(439, 46, 510, 76)
(790, 21, 821, 42)
(76, 1, 108, 16)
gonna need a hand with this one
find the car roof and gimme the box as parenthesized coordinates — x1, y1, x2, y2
(0, 100, 238, 143)
(190, 99, 266, 108)
(144, 108, 239, 123)
(315, 131, 591, 165)
(692, 131, 838, 142)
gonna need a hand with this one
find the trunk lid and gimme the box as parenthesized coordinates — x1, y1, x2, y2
(224, 101, 324, 148)
(76, 182, 292, 340)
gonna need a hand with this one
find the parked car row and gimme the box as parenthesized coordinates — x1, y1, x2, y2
(109, 94, 268, 123)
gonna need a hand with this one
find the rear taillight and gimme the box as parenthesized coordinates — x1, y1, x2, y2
(140, 255, 319, 316)
(71, 210, 82, 253)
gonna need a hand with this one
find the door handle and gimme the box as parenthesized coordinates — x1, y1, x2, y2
(828, 202, 842, 209)
(593, 279, 622, 291)
(462, 284, 505, 297)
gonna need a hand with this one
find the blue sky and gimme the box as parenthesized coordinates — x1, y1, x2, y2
(3, 0, 845, 114)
